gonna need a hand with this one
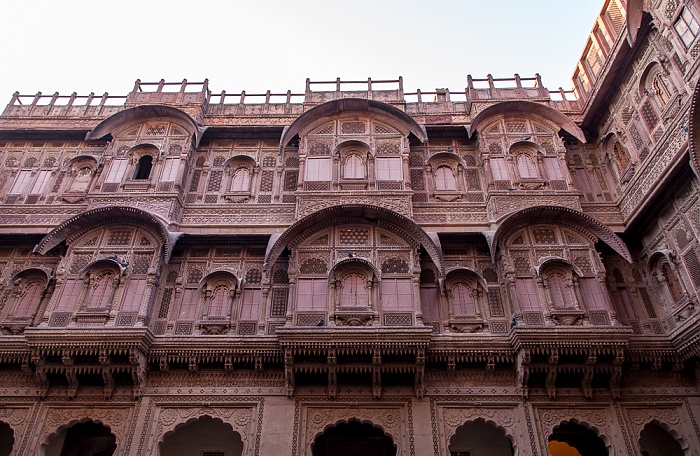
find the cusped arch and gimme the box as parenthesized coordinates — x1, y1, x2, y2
(223, 154, 257, 168)
(312, 418, 397, 452)
(448, 418, 517, 456)
(536, 257, 585, 278)
(647, 249, 674, 277)
(6, 267, 52, 288)
(509, 140, 545, 154)
(491, 205, 632, 263)
(638, 419, 690, 455)
(427, 151, 467, 168)
(280, 98, 428, 153)
(160, 414, 241, 446)
(85, 105, 205, 146)
(78, 258, 126, 278)
(264, 204, 445, 278)
(198, 269, 241, 289)
(331, 257, 381, 280)
(334, 139, 372, 153)
(549, 418, 612, 456)
(42, 417, 119, 453)
(34, 206, 182, 262)
(468, 101, 587, 143)
(445, 267, 488, 291)
(63, 154, 98, 171)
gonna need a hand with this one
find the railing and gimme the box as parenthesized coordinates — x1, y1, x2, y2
(2, 91, 127, 117)
(1, 75, 585, 118)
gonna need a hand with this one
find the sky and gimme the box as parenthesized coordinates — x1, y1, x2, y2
(0, 1, 603, 104)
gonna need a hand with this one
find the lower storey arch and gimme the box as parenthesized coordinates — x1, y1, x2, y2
(159, 414, 243, 456)
(312, 419, 397, 456)
(548, 420, 610, 456)
(43, 420, 116, 456)
(448, 418, 515, 456)
(638, 420, 688, 456)
(0, 421, 13, 456)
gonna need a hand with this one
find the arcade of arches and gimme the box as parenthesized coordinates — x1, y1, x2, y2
(3, 0, 700, 454)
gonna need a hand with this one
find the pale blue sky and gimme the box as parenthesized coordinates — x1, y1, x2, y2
(0, 1, 603, 103)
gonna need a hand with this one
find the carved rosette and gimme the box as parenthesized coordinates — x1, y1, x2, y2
(437, 406, 531, 456)
(301, 405, 406, 455)
(38, 407, 131, 450)
(146, 406, 255, 455)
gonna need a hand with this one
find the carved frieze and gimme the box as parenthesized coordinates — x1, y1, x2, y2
(297, 194, 413, 218)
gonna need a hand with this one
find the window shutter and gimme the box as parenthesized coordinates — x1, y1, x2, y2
(56, 278, 84, 312)
(178, 288, 199, 320)
(30, 170, 52, 194)
(516, 278, 540, 310)
(121, 278, 147, 312)
(240, 288, 260, 320)
(161, 158, 180, 182)
(490, 158, 509, 181)
(15, 281, 43, 318)
(105, 159, 128, 183)
(420, 286, 440, 321)
(10, 170, 32, 194)
(543, 157, 564, 180)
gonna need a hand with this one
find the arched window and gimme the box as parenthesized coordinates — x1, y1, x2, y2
(230, 167, 251, 191)
(451, 283, 477, 316)
(661, 262, 684, 301)
(85, 271, 117, 310)
(547, 272, 574, 309)
(208, 285, 230, 319)
(612, 142, 629, 171)
(133, 155, 153, 180)
(343, 154, 365, 179)
(652, 72, 672, 107)
(434, 166, 457, 190)
(13, 279, 44, 318)
(516, 153, 539, 178)
(339, 273, 369, 308)
(68, 165, 94, 192)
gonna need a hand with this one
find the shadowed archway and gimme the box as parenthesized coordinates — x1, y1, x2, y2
(159, 415, 243, 456)
(44, 420, 116, 456)
(312, 420, 396, 456)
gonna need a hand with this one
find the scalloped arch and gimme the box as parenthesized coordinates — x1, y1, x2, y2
(279, 98, 428, 154)
(491, 205, 632, 263)
(468, 101, 587, 143)
(448, 418, 517, 455)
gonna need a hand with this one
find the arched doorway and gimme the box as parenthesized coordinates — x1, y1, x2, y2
(548, 421, 608, 456)
(312, 420, 396, 456)
(639, 422, 685, 456)
(44, 420, 116, 456)
(160, 415, 243, 456)
(448, 418, 514, 456)
(0, 421, 13, 456)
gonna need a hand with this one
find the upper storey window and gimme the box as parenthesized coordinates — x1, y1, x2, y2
(675, 7, 700, 48)
(516, 153, 539, 179)
(306, 157, 332, 181)
(133, 155, 153, 180)
(434, 166, 457, 191)
(230, 167, 251, 192)
(375, 157, 402, 180)
(343, 154, 365, 179)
